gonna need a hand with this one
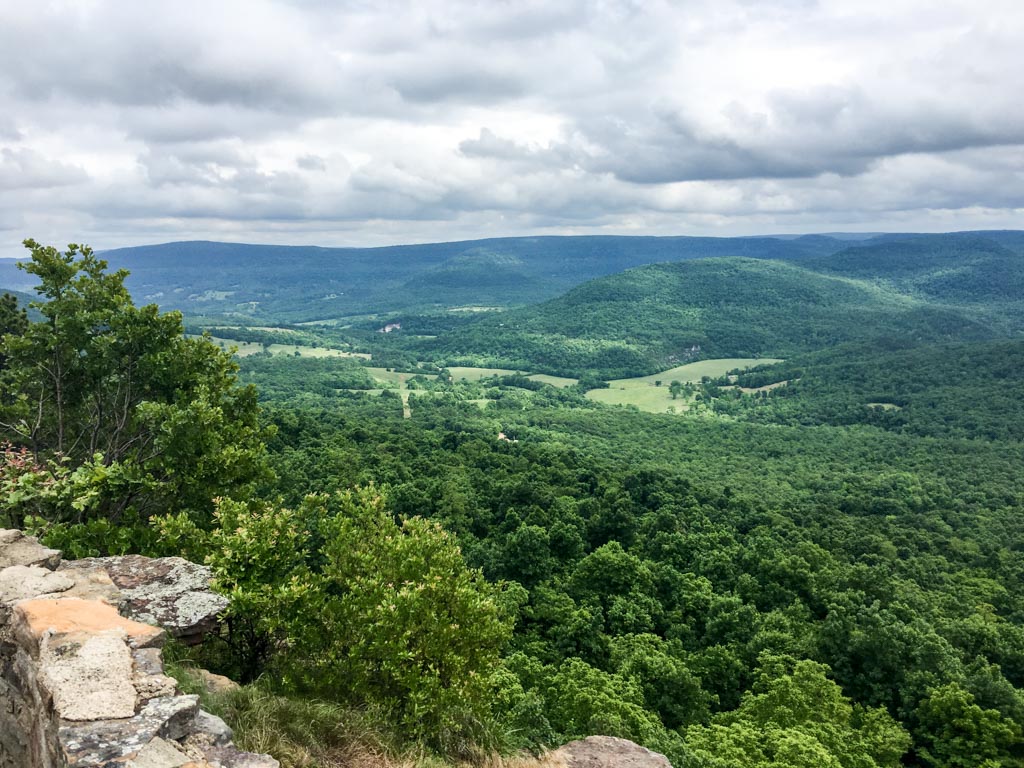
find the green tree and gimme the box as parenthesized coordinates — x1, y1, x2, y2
(914, 683, 1021, 768)
(0, 240, 268, 534)
(0, 293, 27, 374)
(684, 654, 911, 768)
(669, 380, 683, 399)
(158, 486, 514, 756)
(304, 487, 514, 752)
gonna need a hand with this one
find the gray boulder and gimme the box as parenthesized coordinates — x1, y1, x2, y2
(550, 736, 673, 768)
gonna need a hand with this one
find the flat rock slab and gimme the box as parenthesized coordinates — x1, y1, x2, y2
(40, 631, 137, 721)
(0, 564, 74, 603)
(552, 736, 672, 768)
(57, 559, 123, 605)
(15, 597, 165, 649)
(85, 556, 228, 642)
(0, 529, 61, 570)
(60, 695, 199, 765)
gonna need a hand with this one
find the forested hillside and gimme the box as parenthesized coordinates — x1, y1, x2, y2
(801, 235, 1024, 331)
(404, 258, 997, 378)
(716, 339, 1024, 441)
(4, 239, 1024, 768)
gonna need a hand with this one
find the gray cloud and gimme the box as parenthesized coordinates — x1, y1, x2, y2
(572, 92, 1024, 183)
(0, 0, 1021, 255)
(296, 154, 328, 171)
(0, 149, 89, 190)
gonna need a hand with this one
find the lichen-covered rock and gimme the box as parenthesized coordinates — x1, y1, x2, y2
(188, 711, 234, 748)
(128, 736, 194, 768)
(85, 555, 228, 644)
(0, 640, 63, 768)
(0, 531, 279, 768)
(60, 695, 200, 765)
(550, 736, 673, 768)
(57, 559, 123, 606)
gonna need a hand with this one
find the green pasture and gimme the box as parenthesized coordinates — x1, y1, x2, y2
(208, 336, 370, 359)
(527, 373, 579, 388)
(587, 358, 782, 414)
(365, 368, 438, 385)
(446, 366, 520, 381)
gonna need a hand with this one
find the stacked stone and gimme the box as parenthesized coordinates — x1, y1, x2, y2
(0, 529, 278, 768)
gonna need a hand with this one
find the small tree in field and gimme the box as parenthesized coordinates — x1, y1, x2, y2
(669, 380, 683, 400)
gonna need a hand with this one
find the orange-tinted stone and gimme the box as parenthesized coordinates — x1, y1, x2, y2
(15, 597, 164, 646)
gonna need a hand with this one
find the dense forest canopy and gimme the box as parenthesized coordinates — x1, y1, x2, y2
(2, 235, 1024, 767)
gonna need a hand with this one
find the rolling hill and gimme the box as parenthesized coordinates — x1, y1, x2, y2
(0, 235, 849, 322)
(728, 339, 1024, 441)
(2, 231, 1020, 328)
(801, 233, 1024, 330)
(409, 257, 1000, 378)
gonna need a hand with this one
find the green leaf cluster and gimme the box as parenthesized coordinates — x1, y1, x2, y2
(0, 240, 269, 543)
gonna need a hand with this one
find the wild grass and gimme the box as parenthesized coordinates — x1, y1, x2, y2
(525, 374, 578, 388)
(167, 661, 555, 768)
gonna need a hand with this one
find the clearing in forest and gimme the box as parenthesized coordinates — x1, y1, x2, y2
(586, 358, 782, 413)
(209, 336, 371, 359)
(447, 366, 520, 381)
(527, 373, 579, 388)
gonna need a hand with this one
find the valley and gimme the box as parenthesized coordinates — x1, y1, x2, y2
(3, 231, 1023, 767)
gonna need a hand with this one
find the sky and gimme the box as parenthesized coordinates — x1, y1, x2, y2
(0, 0, 1021, 255)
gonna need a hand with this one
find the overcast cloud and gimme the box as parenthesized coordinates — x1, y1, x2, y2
(0, 0, 1021, 255)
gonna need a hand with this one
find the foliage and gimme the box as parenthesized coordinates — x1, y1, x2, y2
(724, 340, 1024, 441)
(157, 486, 514, 758)
(913, 683, 1021, 767)
(294, 487, 515, 755)
(6, 232, 1024, 763)
(0, 240, 269, 541)
(255, 384, 1024, 763)
(683, 654, 910, 768)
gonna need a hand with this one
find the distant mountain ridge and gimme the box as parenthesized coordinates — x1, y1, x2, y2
(1, 231, 1020, 333)
(0, 233, 900, 321)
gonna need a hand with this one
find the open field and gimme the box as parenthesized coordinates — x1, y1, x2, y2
(738, 379, 794, 394)
(365, 368, 437, 385)
(528, 373, 579, 388)
(620, 358, 782, 387)
(207, 336, 370, 359)
(447, 366, 520, 381)
(587, 358, 782, 414)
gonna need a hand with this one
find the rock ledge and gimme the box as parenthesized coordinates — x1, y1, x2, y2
(0, 529, 277, 768)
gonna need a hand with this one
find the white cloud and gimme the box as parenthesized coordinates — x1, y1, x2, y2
(0, 0, 1021, 254)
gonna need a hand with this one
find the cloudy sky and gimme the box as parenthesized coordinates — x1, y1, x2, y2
(0, 0, 1021, 255)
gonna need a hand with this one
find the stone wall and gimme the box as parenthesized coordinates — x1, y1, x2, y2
(0, 529, 279, 768)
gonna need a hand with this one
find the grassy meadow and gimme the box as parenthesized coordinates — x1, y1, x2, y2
(207, 336, 370, 359)
(587, 358, 782, 413)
